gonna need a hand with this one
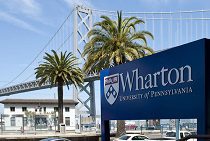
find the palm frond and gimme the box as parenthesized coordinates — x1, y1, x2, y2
(82, 11, 154, 74)
(35, 50, 84, 88)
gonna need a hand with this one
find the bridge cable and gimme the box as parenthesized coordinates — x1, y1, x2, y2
(3, 9, 75, 87)
(22, 31, 74, 83)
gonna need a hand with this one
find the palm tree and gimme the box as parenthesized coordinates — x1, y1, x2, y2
(35, 50, 83, 130)
(82, 11, 154, 74)
(82, 11, 154, 137)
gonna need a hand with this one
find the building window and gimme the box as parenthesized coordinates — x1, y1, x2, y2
(65, 117, 70, 126)
(54, 107, 58, 112)
(65, 107, 69, 112)
(43, 107, 46, 112)
(10, 107, 15, 112)
(22, 107, 27, 112)
(35, 106, 42, 112)
(11, 117, 15, 126)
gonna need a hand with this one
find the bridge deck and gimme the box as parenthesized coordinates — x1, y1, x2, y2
(0, 75, 99, 96)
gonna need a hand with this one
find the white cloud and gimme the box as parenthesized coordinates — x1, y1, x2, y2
(0, 12, 43, 34)
(21, 0, 42, 16)
(64, 0, 94, 9)
(0, 0, 42, 18)
(0, 0, 53, 31)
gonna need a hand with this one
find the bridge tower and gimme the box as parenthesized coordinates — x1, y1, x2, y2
(73, 5, 96, 120)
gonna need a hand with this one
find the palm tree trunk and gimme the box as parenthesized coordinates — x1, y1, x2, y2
(57, 80, 63, 131)
(116, 120, 126, 137)
(115, 61, 126, 137)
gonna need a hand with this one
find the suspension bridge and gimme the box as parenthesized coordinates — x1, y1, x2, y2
(0, 5, 210, 120)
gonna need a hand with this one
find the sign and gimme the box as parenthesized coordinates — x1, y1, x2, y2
(100, 39, 210, 141)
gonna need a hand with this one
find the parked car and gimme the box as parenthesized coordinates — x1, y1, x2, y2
(39, 137, 71, 141)
(166, 130, 191, 138)
(165, 131, 197, 141)
(113, 134, 149, 141)
(148, 137, 175, 141)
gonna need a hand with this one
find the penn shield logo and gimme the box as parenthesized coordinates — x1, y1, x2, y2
(104, 74, 119, 105)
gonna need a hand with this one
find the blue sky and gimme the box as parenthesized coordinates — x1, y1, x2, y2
(0, 0, 210, 114)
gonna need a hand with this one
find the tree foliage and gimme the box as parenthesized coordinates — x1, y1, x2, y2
(35, 50, 83, 128)
(82, 11, 154, 74)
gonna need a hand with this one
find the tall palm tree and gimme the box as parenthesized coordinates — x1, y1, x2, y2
(35, 50, 83, 130)
(82, 11, 154, 74)
(82, 11, 154, 137)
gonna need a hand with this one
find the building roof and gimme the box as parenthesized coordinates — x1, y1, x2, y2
(0, 99, 78, 105)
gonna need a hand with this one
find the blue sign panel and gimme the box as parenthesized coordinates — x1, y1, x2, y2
(100, 39, 208, 140)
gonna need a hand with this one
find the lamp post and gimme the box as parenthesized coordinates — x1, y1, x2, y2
(176, 119, 180, 140)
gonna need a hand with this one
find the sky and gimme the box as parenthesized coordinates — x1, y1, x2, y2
(0, 0, 210, 115)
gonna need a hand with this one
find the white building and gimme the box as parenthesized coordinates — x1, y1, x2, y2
(0, 99, 78, 131)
